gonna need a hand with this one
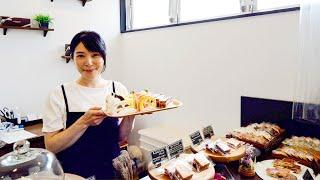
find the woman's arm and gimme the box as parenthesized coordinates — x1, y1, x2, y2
(44, 107, 106, 154)
(118, 116, 135, 143)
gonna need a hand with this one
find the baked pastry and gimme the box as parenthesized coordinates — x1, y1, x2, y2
(175, 163, 193, 180)
(152, 94, 173, 108)
(227, 122, 283, 148)
(215, 139, 231, 154)
(273, 158, 301, 174)
(193, 153, 210, 172)
(105, 93, 137, 115)
(226, 138, 242, 149)
(266, 167, 297, 180)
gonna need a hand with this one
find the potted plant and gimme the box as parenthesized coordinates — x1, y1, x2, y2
(34, 14, 52, 29)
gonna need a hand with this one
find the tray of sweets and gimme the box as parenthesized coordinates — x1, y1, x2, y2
(191, 137, 246, 163)
(103, 90, 182, 118)
(226, 122, 285, 151)
(148, 153, 215, 180)
(272, 136, 320, 175)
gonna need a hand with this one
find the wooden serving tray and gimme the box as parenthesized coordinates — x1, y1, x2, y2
(148, 162, 215, 180)
(105, 99, 182, 118)
(191, 137, 246, 163)
(228, 129, 286, 152)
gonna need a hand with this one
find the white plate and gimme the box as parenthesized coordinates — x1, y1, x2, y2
(255, 159, 318, 180)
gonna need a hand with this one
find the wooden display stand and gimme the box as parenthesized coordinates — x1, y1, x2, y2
(191, 137, 246, 163)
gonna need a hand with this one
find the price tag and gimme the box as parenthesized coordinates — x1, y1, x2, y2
(303, 169, 314, 180)
(203, 125, 214, 139)
(189, 130, 203, 145)
(168, 139, 184, 159)
(150, 147, 168, 165)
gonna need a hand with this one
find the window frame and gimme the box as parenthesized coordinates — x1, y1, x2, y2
(119, 0, 300, 33)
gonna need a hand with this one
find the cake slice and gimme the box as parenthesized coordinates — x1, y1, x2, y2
(193, 153, 210, 172)
(216, 140, 231, 154)
(175, 163, 193, 180)
(226, 138, 242, 149)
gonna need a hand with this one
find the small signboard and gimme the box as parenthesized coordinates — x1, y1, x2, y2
(189, 130, 203, 145)
(168, 139, 184, 159)
(302, 169, 314, 180)
(150, 147, 168, 165)
(203, 125, 214, 139)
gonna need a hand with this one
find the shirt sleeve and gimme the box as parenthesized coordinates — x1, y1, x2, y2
(42, 87, 66, 132)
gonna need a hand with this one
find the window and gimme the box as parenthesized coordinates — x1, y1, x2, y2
(120, 0, 300, 32)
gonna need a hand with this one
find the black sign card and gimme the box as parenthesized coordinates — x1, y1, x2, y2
(203, 125, 214, 139)
(303, 169, 314, 180)
(189, 130, 203, 145)
(168, 139, 184, 159)
(150, 147, 168, 165)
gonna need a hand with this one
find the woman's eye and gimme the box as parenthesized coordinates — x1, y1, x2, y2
(77, 55, 85, 58)
(93, 54, 100, 57)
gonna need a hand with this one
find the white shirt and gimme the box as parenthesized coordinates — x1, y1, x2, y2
(42, 81, 129, 132)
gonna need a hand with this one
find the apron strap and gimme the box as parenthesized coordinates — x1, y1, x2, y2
(61, 85, 70, 114)
(112, 81, 116, 94)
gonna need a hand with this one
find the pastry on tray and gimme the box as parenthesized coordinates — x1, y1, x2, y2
(266, 167, 297, 180)
(273, 158, 301, 174)
(226, 138, 242, 149)
(104, 90, 174, 116)
(205, 139, 231, 155)
(164, 159, 194, 180)
(175, 163, 194, 180)
(192, 153, 210, 172)
(152, 153, 214, 180)
(226, 122, 284, 148)
(272, 136, 320, 175)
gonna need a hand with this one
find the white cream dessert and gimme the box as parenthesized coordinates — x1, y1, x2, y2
(105, 93, 136, 115)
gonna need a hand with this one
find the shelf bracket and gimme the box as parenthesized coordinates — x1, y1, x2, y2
(51, 0, 53, 2)
(43, 30, 48, 37)
(3, 28, 7, 35)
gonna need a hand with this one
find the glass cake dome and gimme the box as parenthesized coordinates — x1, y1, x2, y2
(0, 140, 64, 180)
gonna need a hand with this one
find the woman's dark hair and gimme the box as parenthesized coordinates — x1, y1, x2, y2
(70, 31, 107, 72)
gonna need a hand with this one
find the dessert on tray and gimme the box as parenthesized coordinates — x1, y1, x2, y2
(255, 159, 316, 180)
(104, 90, 181, 117)
(192, 153, 210, 172)
(273, 158, 301, 174)
(226, 122, 284, 149)
(148, 152, 215, 180)
(272, 136, 320, 175)
(206, 139, 231, 155)
(191, 138, 246, 163)
(266, 167, 297, 180)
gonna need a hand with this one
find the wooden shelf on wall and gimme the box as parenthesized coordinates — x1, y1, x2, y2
(0, 25, 54, 37)
(61, 44, 72, 63)
(50, 0, 92, 7)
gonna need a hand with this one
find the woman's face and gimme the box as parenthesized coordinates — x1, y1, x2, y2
(74, 42, 104, 80)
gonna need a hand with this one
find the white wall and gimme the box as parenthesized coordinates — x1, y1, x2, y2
(119, 11, 300, 144)
(1, 0, 300, 146)
(0, 0, 122, 116)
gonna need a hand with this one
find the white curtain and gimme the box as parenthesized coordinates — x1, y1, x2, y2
(292, 0, 320, 123)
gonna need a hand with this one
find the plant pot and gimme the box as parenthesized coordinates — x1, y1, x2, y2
(39, 22, 49, 29)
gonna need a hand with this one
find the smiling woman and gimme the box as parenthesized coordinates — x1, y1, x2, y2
(42, 31, 135, 179)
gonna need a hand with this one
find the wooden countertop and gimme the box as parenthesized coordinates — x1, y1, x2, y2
(25, 123, 44, 137)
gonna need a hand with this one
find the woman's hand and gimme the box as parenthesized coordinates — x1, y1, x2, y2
(122, 115, 135, 121)
(78, 107, 106, 127)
